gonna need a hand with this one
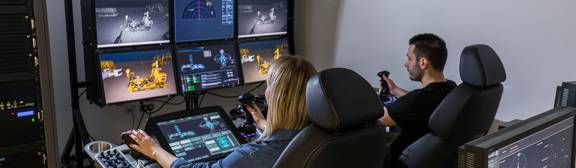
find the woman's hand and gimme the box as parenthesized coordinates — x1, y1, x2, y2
(128, 129, 165, 160)
(245, 104, 267, 131)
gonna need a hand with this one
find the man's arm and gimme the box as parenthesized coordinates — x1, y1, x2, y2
(379, 107, 397, 127)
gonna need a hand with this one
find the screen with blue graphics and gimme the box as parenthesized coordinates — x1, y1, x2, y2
(156, 111, 241, 162)
(174, 0, 234, 42)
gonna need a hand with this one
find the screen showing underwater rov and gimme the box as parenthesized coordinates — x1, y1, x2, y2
(95, 0, 170, 48)
(99, 49, 177, 104)
(238, 0, 288, 38)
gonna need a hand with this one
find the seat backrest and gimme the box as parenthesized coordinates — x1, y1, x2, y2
(274, 68, 390, 168)
(400, 44, 507, 168)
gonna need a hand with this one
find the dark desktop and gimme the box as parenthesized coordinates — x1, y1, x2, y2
(238, 0, 288, 38)
(95, 0, 170, 48)
(174, 0, 234, 42)
(99, 49, 177, 104)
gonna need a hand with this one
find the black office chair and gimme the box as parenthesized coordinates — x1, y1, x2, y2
(399, 44, 507, 168)
(273, 68, 391, 168)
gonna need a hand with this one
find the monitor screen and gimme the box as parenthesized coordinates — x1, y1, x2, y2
(239, 37, 290, 83)
(175, 42, 242, 93)
(238, 0, 289, 38)
(99, 49, 177, 104)
(174, 0, 234, 42)
(487, 117, 574, 168)
(95, 0, 170, 48)
(155, 111, 242, 162)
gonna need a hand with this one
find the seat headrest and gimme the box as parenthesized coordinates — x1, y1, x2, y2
(306, 68, 384, 131)
(460, 44, 507, 87)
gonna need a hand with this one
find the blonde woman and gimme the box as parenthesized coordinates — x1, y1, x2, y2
(128, 56, 317, 168)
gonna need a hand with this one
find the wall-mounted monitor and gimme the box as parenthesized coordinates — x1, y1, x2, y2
(175, 42, 242, 93)
(239, 37, 290, 84)
(95, 0, 170, 48)
(238, 0, 288, 38)
(174, 0, 235, 43)
(98, 49, 177, 104)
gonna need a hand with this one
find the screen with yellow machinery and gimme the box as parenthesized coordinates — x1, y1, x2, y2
(239, 37, 290, 84)
(98, 49, 177, 104)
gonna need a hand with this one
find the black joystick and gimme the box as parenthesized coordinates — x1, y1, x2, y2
(235, 93, 268, 139)
(121, 131, 137, 145)
(377, 70, 396, 105)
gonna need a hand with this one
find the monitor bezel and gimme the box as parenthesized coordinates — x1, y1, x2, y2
(463, 107, 576, 168)
(95, 46, 179, 105)
(145, 106, 247, 162)
(173, 40, 245, 95)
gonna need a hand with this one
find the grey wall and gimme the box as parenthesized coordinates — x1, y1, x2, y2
(334, 0, 576, 121)
(45, 0, 342, 158)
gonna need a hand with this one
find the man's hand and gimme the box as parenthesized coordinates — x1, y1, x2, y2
(245, 104, 267, 131)
(378, 107, 397, 127)
(380, 74, 408, 97)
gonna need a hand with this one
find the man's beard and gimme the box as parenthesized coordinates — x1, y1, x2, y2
(408, 65, 423, 81)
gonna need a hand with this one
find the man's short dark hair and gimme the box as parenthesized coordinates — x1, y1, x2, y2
(409, 33, 448, 71)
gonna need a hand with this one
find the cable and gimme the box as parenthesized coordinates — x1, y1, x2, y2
(77, 89, 87, 98)
(206, 82, 265, 99)
(198, 93, 206, 109)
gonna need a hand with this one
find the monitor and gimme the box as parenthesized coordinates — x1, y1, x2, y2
(174, 0, 234, 42)
(458, 107, 576, 168)
(175, 42, 242, 93)
(147, 106, 244, 162)
(94, 0, 170, 48)
(98, 49, 177, 104)
(238, 0, 289, 38)
(554, 82, 576, 108)
(239, 37, 290, 83)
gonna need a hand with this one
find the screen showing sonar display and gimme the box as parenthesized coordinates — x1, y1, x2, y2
(156, 112, 241, 162)
(238, 0, 288, 38)
(95, 0, 170, 48)
(239, 37, 290, 83)
(99, 49, 177, 104)
(174, 0, 234, 42)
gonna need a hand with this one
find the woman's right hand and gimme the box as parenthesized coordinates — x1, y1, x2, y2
(128, 129, 165, 160)
(245, 104, 267, 130)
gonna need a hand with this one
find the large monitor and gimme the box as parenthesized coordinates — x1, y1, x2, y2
(239, 37, 290, 84)
(238, 0, 289, 38)
(175, 42, 242, 93)
(98, 49, 177, 104)
(174, 0, 234, 43)
(94, 0, 170, 48)
(147, 106, 244, 162)
(458, 107, 576, 168)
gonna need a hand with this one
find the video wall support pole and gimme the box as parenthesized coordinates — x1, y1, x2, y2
(61, 0, 91, 167)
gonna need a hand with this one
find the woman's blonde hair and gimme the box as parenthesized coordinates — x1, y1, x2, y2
(261, 56, 317, 138)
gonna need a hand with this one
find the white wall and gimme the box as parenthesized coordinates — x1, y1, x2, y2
(45, 0, 342, 156)
(334, 0, 576, 121)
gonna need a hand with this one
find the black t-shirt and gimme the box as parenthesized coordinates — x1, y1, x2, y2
(387, 80, 457, 166)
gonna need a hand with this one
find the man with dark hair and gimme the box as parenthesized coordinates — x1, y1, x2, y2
(379, 33, 457, 167)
